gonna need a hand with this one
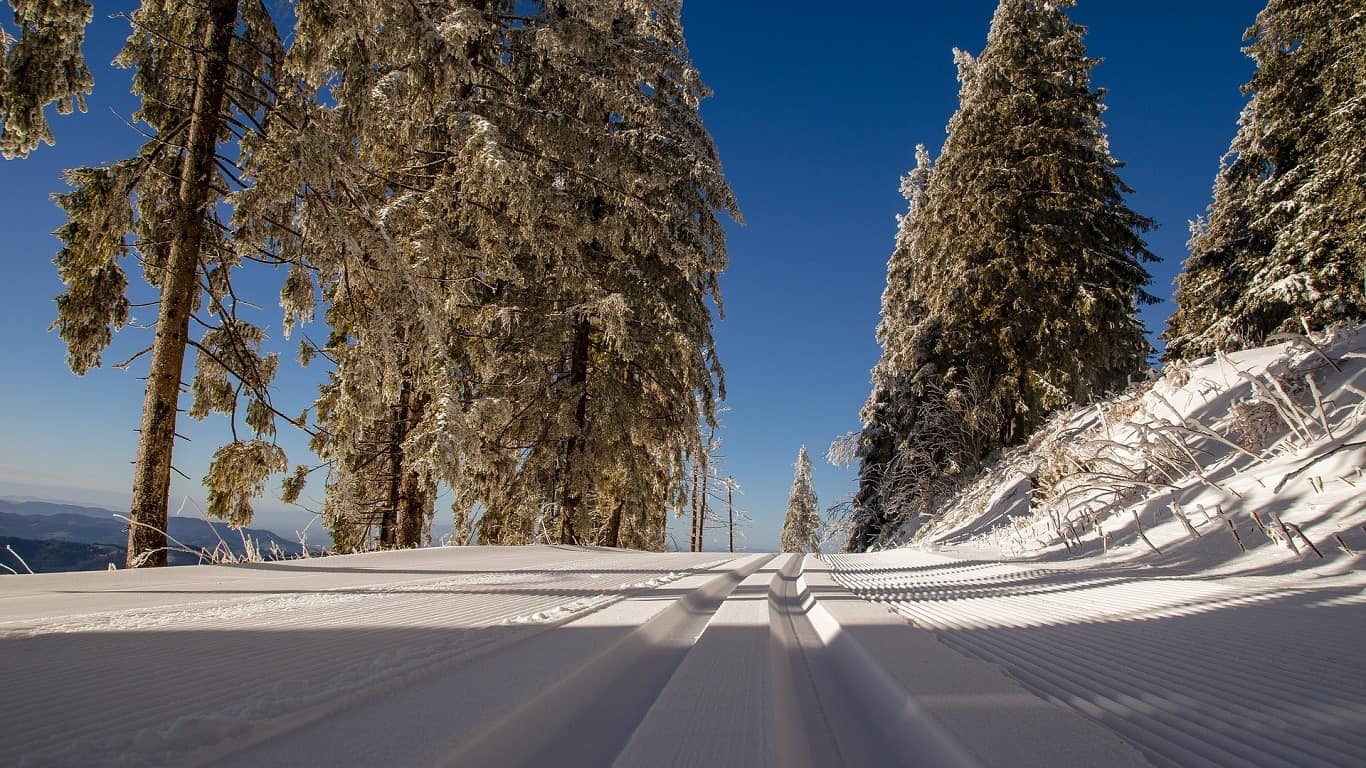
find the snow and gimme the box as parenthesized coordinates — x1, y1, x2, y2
(827, 548, 1366, 767)
(908, 325, 1366, 563)
(2, 330, 1363, 766)
(838, 325, 1366, 767)
(1, 547, 731, 767)
(2, 544, 1147, 767)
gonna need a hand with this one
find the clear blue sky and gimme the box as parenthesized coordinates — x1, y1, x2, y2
(0, 0, 1264, 551)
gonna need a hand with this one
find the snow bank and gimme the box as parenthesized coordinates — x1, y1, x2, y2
(896, 324, 1366, 574)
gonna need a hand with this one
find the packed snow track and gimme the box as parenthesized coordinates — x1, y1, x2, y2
(4, 545, 1356, 766)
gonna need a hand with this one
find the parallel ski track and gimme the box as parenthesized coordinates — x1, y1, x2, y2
(215, 553, 891, 768)
(19, 545, 1336, 767)
(609, 554, 990, 768)
(1, 549, 731, 767)
(827, 551, 1366, 768)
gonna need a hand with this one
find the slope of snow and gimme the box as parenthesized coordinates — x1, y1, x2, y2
(829, 325, 1366, 767)
(907, 325, 1366, 565)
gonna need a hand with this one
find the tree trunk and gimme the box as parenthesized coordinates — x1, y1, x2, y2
(379, 392, 404, 549)
(558, 315, 592, 544)
(125, 0, 238, 568)
(688, 459, 700, 552)
(395, 467, 426, 548)
(697, 452, 709, 552)
(604, 499, 624, 549)
(396, 387, 430, 548)
(727, 482, 734, 553)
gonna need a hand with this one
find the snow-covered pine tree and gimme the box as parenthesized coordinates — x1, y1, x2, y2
(916, 0, 1155, 444)
(243, 1, 518, 551)
(239, 1, 734, 552)
(780, 446, 821, 554)
(849, 145, 935, 550)
(1164, 0, 1366, 359)
(0, 0, 93, 157)
(848, 0, 1155, 551)
(463, 1, 736, 550)
(51, 1, 291, 566)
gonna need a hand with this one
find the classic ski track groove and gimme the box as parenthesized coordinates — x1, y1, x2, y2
(1, 548, 734, 767)
(426, 552, 780, 768)
(828, 551, 1366, 768)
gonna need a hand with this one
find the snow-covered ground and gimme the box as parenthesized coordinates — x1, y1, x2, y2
(832, 326, 1366, 767)
(828, 549, 1365, 767)
(3, 332, 1363, 767)
(5, 545, 1146, 767)
(2, 541, 1359, 766)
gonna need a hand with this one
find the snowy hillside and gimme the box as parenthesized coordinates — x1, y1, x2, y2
(898, 323, 1366, 569)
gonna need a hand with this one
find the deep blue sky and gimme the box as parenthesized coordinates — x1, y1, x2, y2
(0, 0, 1265, 551)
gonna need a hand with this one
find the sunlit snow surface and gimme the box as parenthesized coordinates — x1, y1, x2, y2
(844, 326, 1366, 767)
(1, 542, 1360, 766)
(2, 330, 1364, 767)
(830, 550, 1366, 768)
(3, 546, 1146, 768)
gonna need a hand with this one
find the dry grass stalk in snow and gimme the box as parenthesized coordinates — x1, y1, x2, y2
(902, 325, 1366, 565)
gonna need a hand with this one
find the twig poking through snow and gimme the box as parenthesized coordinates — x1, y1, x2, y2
(1171, 503, 1201, 540)
(1283, 523, 1323, 558)
(1270, 513, 1302, 557)
(1132, 510, 1162, 555)
(1275, 440, 1366, 492)
(1226, 519, 1246, 553)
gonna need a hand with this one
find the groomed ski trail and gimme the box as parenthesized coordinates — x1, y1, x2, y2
(828, 549, 1366, 768)
(1, 545, 1155, 767)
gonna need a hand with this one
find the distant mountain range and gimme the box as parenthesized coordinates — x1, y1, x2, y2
(0, 499, 309, 574)
(0, 537, 130, 573)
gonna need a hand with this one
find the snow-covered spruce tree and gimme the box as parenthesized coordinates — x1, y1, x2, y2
(465, 1, 736, 550)
(51, 1, 291, 566)
(0, 0, 93, 157)
(1164, 0, 1366, 359)
(848, 145, 936, 551)
(238, 1, 734, 552)
(850, 60, 996, 551)
(916, 0, 1156, 444)
(780, 446, 821, 554)
(848, 0, 1155, 551)
(243, 1, 519, 551)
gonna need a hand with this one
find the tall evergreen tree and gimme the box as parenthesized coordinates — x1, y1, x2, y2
(463, 1, 735, 550)
(246, 0, 514, 551)
(850, 0, 1155, 550)
(0, 0, 93, 157)
(917, 0, 1156, 444)
(240, 1, 735, 552)
(1164, 0, 1366, 359)
(51, 1, 291, 565)
(38, 0, 730, 558)
(848, 146, 935, 550)
(780, 446, 820, 554)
